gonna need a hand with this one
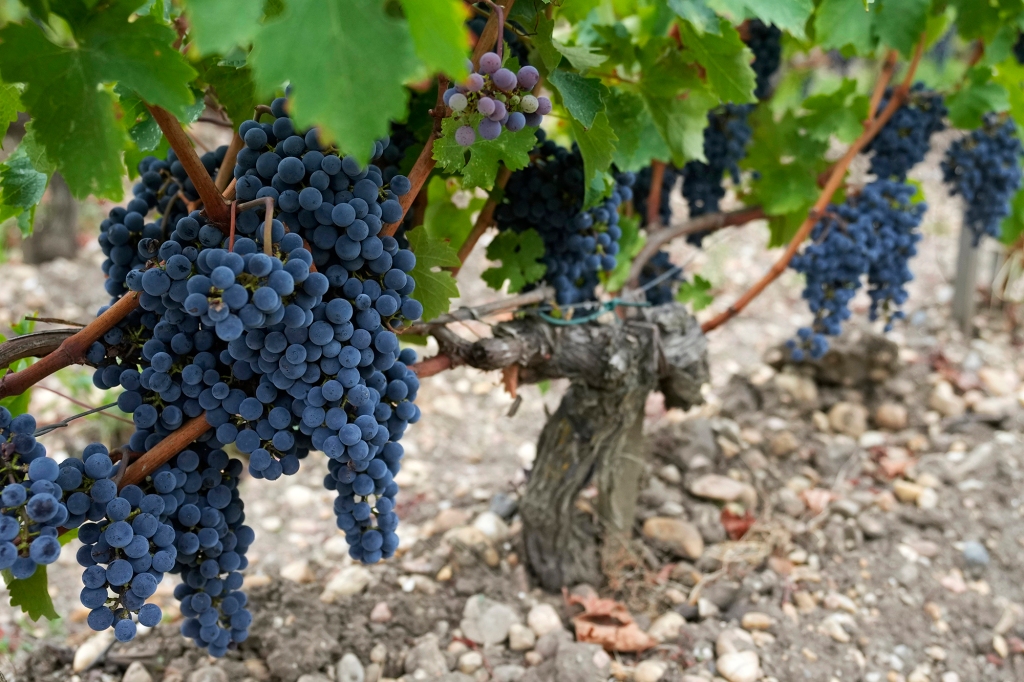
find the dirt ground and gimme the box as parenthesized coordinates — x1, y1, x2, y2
(1, 134, 1023, 682)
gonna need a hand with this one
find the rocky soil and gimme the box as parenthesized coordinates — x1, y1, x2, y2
(1, 134, 1023, 682)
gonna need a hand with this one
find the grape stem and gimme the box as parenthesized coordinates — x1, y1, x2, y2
(145, 104, 232, 230)
(0, 292, 142, 400)
(646, 161, 667, 228)
(119, 415, 211, 488)
(216, 133, 244, 193)
(700, 37, 926, 334)
(480, 0, 505, 61)
(625, 206, 767, 289)
(452, 166, 512, 274)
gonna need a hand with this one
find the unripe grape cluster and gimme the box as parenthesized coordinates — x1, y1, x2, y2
(447, 52, 550, 146)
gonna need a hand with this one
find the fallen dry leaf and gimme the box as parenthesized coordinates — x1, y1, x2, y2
(720, 508, 755, 540)
(563, 589, 657, 652)
(502, 364, 519, 399)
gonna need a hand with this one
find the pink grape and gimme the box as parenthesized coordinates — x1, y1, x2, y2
(492, 68, 517, 92)
(517, 66, 540, 90)
(488, 100, 507, 122)
(478, 118, 502, 141)
(455, 125, 476, 147)
(535, 96, 552, 115)
(464, 73, 485, 92)
(479, 52, 501, 74)
(477, 97, 496, 116)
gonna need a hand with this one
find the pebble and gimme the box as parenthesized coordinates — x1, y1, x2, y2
(370, 601, 392, 623)
(508, 623, 536, 651)
(642, 517, 704, 559)
(741, 612, 775, 631)
(979, 366, 1017, 396)
(188, 669, 228, 682)
(769, 430, 799, 457)
(245, 659, 271, 680)
(716, 651, 762, 682)
(281, 559, 315, 583)
(858, 513, 887, 539)
(472, 511, 510, 541)
(689, 474, 757, 506)
(535, 628, 573, 659)
(941, 674, 961, 682)
(647, 612, 686, 642)
(820, 616, 851, 643)
(492, 665, 526, 682)
(297, 675, 331, 682)
(829, 402, 868, 437)
(875, 403, 909, 430)
(321, 565, 374, 602)
(462, 594, 522, 645)
(930, 382, 965, 417)
(457, 651, 483, 674)
(337, 653, 365, 682)
(658, 464, 682, 484)
(524, 651, 543, 666)
(916, 487, 938, 509)
(716, 628, 755, 656)
(634, 660, 668, 682)
(370, 643, 388, 663)
(994, 634, 1009, 658)
(431, 508, 473, 535)
(925, 646, 947, 661)
(527, 603, 563, 637)
(962, 540, 990, 566)
(489, 493, 519, 520)
(73, 630, 114, 672)
(893, 480, 924, 504)
(404, 634, 449, 677)
(363, 664, 380, 682)
(122, 662, 153, 682)
(823, 592, 857, 613)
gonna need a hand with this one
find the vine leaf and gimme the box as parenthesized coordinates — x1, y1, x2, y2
(552, 41, 608, 72)
(195, 59, 258, 129)
(951, 66, 1011, 130)
(0, 146, 49, 236)
(874, 0, 930, 57)
(707, 0, 813, 39)
(606, 90, 669, 171)
(3, 566, 57, 622)
(0, 0, 197, 198)
(0, 83, 22, 146)
(482, 229, 547, 293)
(433, 117, 535, 189)
(406, 228, 461, 322)
(677, 274, 713, 311)
(399, 0, 470, 81)
(813, 0, 877, 55)
(422, 176, 486, 253)
(250, 0, 417, 165)
(667, 0, 722, 35)
(547, 69, 608, 128)
(183, 0, 264, 56)
(801, 79, 870, 144)
(571, 112, 618, 209)
(638, 48, 715, 165)
(678, 20, 757, 105)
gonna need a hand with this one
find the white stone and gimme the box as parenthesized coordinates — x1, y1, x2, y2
(472, 511, 510, 541)
(647, 612, 686, 643)
(462, 594, 522, 645)
(716, 651, 762, 682)
(634, 660, 668, 682)
(336, 653, 365, 682)
(688, 475, 756, 506)
(321, 565, 374, 602)
(73, 630, 114, 672)
(508, 623, 537, 651)
(527, 603, 563, 637)
(122, 662, 154, 682)
(458, 651, 484, 674)
(281, 559, 315, 583)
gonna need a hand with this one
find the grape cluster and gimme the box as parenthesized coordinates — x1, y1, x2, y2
(788, 179, 925, 359)
(633, 164, 679, 228)
(638, 251, 683, 305)
(745, 20, 782, 100)
(865, 83, 946, 181)
(681, 104, 754, 243)
(0, 410, 96, 578)
(100, 146, 228, 300)
(942, 114, 1024, 245)
(495, 134, 634, 305)
(447, 53, 550, 146)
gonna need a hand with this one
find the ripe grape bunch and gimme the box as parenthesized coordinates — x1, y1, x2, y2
(495, 133, 635, 305)
(447, 52, 550, 145)
(745, 20, 782, 100)
(865, 83, 946, 181)
(787, 179, 925, 360)
(942, 114, 1024, 245)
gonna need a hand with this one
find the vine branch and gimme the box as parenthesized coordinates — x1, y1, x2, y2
(646, 161, 666, 229)
(700, 37, 925, 334)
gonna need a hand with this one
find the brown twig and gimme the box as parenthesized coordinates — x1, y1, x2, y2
(626, 207, 765, 289)
(453, 166, 512, 274)
(701, 37, 925, 334)
(646, 161, 666, 228)
(405, 285, 556, 335)
(412, 354, 454, 378)
(0, 293, 141, 400)
(146, 104, 231, 229)
(35, 386, 135, 426)
(216, 133, 244, 193)
(867, 50, 899, 122)
(0, 329, 77, 372)
(119, 416, 210, 488)
(23, 316, 86, 327)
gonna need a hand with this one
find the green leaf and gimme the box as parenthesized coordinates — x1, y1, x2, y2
(20, 124, 55, 176)
(433, 117, 536, 189)
(1000, 186, 1024, 245)
(0, 83, 21, 143)
(552, 40, 608, 71)
(3, 565, 57, 622)
(250, 0, 417, 164)
(400, 0, 470, 80)
(0, 0, 198, 198)
(602, 214, 643, 293)
(948, 66, 1010, 129)
(422, 175, 486, 253)
(677, 274, 713, 311)
(667, 0, 722, 35)
(637, 46, 716, 164)
(814, 0, 877, 55)
(801, 78, 870, 143)
(570, 111, 618, 208)
(606, 89, 670, 171)
(949, 0, 1005, 41)
(532, 13, 563, 71)
(707, 0, 814, 39)
(184, 0, 263, 56)
(678, 20, 757, 104)
(0, 145, 49, 234)
(874, 0, 930, 56)
(990, 58, 1024, 132)
(547, 69, 608, 128)
(481, 228, 547, 293)
(196, 59, 258, 129)
(406, 228, 461, 322)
